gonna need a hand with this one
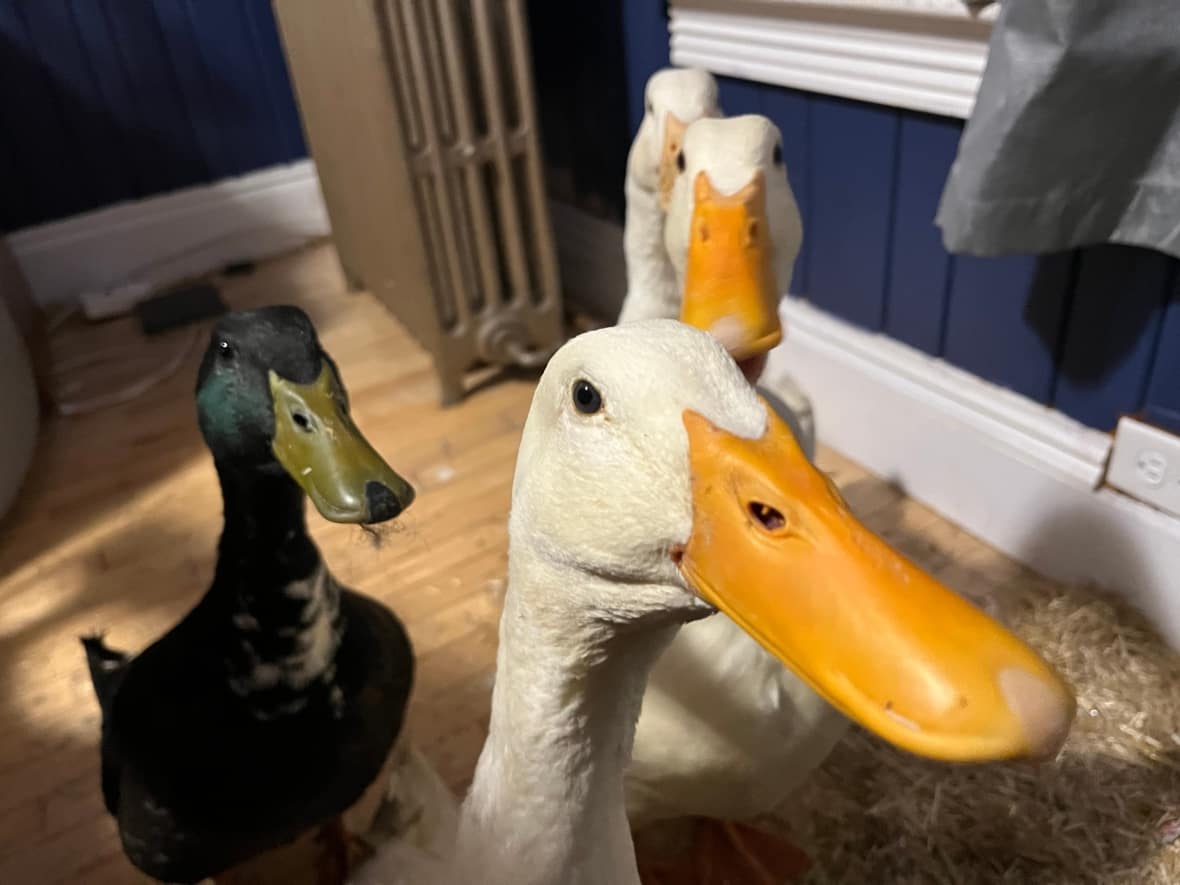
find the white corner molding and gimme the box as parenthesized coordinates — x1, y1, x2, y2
(766, 298, 1180, 649)
(714, 0, 998, 20)
(669, 6, 991, 119)
(5, 160, 331, 306)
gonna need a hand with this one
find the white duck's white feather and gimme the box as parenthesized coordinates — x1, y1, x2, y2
(618, 68, 719, 324)
(354, 321, 772, 885)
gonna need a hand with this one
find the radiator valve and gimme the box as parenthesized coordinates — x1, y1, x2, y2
(477, 316, 558, 369)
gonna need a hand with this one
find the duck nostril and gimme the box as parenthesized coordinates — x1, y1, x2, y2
(364, 481, 404, 524)
(748, 501, 786, 532)
(746, 218, 759, 245)
(697, 222, 710, 243)
(291, 410, 314, 432)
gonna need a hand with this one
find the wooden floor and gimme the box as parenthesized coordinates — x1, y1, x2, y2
(0, 242, 1036, 884)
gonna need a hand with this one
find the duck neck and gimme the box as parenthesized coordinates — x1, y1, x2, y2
(209, 463, 342, 718)
(216, 465, 312, 562)
(619, 150, 680, 324)
(214, 460, 311, 552)
(459, 548, 677, 885)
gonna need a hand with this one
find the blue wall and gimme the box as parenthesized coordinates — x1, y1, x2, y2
(6, 0, 1178, 435)
(709, 76, 1180, 435)
(0, 0, 307, 234)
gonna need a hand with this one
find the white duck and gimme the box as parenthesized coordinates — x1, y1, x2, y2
(355, 321, 1074, 885)
(663, 115, 802, 378)
(618, 68, 719, 324)
(621, 113, 844, 878)
(617, 67, 814, 438)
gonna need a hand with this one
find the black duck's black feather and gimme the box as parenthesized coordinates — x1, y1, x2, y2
(81, 634, 132, 816)
(81, 634, 129, 708)
(101, 589, 413, 882)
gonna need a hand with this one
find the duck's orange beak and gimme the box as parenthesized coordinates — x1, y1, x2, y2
(657, 112, 688, 211)
(676, 404, 1075, 762)
(680, 171, 782, 370)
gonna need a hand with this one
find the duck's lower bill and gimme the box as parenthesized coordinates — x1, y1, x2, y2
(674, 404, 1076, 762)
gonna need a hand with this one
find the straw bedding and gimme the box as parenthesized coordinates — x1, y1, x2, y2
(775, 577, 1180, 885)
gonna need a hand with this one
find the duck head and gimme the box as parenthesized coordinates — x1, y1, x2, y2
(632, 68, 720, 210)
(513, 320, 1074, 761)
(195, 305, 414, 525)
(664, 115, 802, 382)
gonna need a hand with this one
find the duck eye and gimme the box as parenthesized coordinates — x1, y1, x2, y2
(217, 339, 234, 359)
(572, 380, 602, 415)
(772, 144, 783, 166)
(676, 150, 685, 172)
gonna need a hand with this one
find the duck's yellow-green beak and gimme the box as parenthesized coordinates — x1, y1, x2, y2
(269, 366, 414, 525)
(680, 170, 782, 369)
(676, 405, 1075, 762)
(658, 111, 688, 211)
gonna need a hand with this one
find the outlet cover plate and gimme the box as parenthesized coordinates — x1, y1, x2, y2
(1106, 416, 1180, 518)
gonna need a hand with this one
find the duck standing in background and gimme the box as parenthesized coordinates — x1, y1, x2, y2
(82, 306, 419, 884)
(618, 67, 720, 324)
(625, 111, 840, 881)
(617, 66, 815, 452)
(662, 115, 802, 384)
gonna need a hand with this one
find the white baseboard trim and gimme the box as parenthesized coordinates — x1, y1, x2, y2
(672, 0, 998, 23)
(669, 7, 990, 119)
(5, 160, 331, 306)
(766, 298, 1180, 648)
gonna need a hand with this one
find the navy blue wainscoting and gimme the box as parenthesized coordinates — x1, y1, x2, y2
(0, 0, 307, 234)
(716, 75, 763, 119)
(622, 0, 673, 137)
(884, 115, 959, 355)
(805, 96, 899, 332)
(942, 252, 1076, 404)
(1137, 270, 1180, 434)
(688, 77, 1180, 434)
(1052, 247, 1176, 430)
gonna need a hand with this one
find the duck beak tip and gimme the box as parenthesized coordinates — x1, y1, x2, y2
(998, 666, 1075, 760)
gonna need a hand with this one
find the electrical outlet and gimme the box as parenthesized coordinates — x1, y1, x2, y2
(1105, 416, 1180, 518)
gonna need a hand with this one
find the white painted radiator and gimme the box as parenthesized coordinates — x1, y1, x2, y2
(275, 0, 564, 404)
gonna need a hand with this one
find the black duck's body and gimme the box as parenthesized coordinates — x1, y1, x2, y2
(82, 306, 416, 883)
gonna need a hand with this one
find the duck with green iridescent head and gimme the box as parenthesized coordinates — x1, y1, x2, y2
(82, 305, 417, 884)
